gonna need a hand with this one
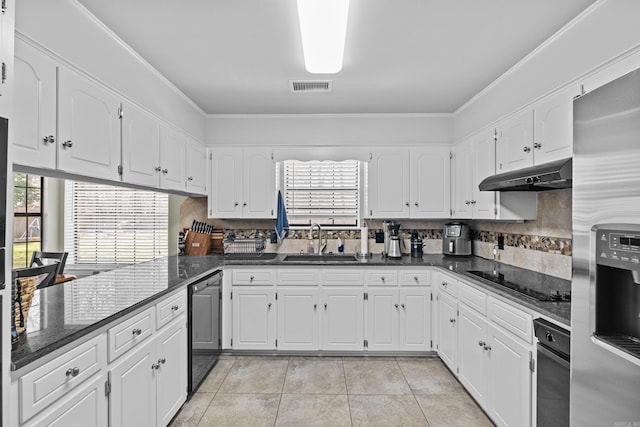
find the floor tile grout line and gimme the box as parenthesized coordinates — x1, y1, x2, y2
(272, 356, 290, 426)
(342, 357, 355, 427)
(195, 358, 237, 427)
(395, 356, 434, 426)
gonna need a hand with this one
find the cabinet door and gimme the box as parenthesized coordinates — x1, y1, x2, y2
(186, 140, 207, 195)
(156, 317, 187, 427)
(496, 109, 534, 173)
(368, 150, 410, 218)
(399, 287, 431, 351)
(473, 130, 496, 219)
(243, 149, 275, 218)
(533, 87, 575, 165)
(321, 288, 364, 351)
(121, 102, 160, 188)
(232, 287, 275, 350)
(58, 67, 121, 182)
(410, 147, 451, 218)
(277, 288, 319, 351)
(452, 141, 473, 219)
(209, 148, 243, 218)
(159, 125, 186, 191)
(486, 324, 532, 427)
(366, 288, 399, 351)
(436, 292, 457, 373)
(109, 338, 157, 427)
(24, 373, 108, 427)
(13, 39, 57, 169)
(457, 304, 488, 408)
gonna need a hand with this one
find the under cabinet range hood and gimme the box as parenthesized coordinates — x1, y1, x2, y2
(479, 157, 572, 191)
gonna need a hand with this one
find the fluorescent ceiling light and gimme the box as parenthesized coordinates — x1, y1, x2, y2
(296, 0, 349, 74)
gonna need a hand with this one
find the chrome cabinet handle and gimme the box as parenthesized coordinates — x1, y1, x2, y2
(523, 146, 531, 153)
(324, 303, 328, 311)
(43, 135, 55, 144)
(155, 166, 162, 172)
(484, 344, 492, 351)
(414, 202, 419, 207)
(158, 358, 166, 365)
(151, 363, 160, 370)
(449, 318, 456, 324)
(465, 200, 470, 205)
(313, 304, 317, 310)
(413, 276, 418, 282)
(394, 303, 399, 310)
(188, 176, 193, 181)
(442, 281, 448, 287)
(533, 142, 542, 149)
(234, 202, 239, 207)
(401, 304, 405, 309)
(405, 202, 410, 207)
(65, 367, 80, 377)
(62, 140, 73, 148)
(267, 302, 272, 309)
(243, 202, 247, 207)
(478, 341, 486, 347)
(171, 305, 179, 311)
(132, 328, 142, 336)
(470, 200, 476, 205)
(162, 168, 168, 174)
(249, 276, 254, 282)
(381, 276, 385, 283)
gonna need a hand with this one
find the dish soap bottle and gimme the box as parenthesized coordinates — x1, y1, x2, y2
(308, 235, 315, 254)
(337, 237, 344, 254)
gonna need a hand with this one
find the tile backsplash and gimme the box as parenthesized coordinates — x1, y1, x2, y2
(180, 188, 572, 279)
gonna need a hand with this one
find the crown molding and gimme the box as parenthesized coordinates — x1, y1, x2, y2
(206, 112, 453, 119)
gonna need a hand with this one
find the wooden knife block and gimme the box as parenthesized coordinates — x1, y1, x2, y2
(184, 231, 212, 255)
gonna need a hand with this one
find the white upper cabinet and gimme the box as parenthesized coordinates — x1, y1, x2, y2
(58, 66, 122, 182)
(410, 147, 451, 218)
(13, 39, 57, 169)
(532, 86, 576, 165)
(121, 101, 160, 188)
(208, 147, 275, 219)
(185, 140, 207, 195)
(159, 125, 186, 192)
(368, 147, 450, 219)
(368, 149, 410, 218)
(496, 109, 534, 173)
(452, 139, 474, 219)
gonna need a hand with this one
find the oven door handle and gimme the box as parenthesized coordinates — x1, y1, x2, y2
(537, 343, 570, 369)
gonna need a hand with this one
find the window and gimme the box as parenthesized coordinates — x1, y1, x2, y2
(281, 159, 360, 226)
(13, 173, 43, 268)
(64, 181, 168, 265)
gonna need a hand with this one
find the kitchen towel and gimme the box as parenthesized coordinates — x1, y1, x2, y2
(275, 190, 289, 243)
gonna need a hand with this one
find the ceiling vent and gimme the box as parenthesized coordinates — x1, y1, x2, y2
(290, 80, 333, 93)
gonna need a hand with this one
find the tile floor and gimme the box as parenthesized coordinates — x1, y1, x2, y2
(170, 355, 495, 427)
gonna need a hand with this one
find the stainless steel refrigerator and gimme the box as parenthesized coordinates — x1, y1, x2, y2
(572, 68, 640, 425)
(0, 117, 7, 427)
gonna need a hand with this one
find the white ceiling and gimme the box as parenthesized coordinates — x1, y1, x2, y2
(76, 0, 597, 115)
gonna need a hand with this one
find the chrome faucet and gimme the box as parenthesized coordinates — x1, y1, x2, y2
(310, 223, 326, 255)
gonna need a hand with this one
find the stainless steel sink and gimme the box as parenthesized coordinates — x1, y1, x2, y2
(282, 254, 359, 263)
(224, 253, 279, 261)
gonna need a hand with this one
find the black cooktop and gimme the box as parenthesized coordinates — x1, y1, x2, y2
(467, 270, 571, 302)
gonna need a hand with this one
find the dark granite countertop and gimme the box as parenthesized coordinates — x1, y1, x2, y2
(11, 256, 222, 371)
(12, 253, 570, 371)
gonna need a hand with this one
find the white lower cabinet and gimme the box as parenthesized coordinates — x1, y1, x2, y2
(366, 288, 399, 351)
(399, 288, 431, 351)
(109, 315, 187, 427)
(321, 288, 364, 351)
(232, 287, 276, 350)
(457, 303, 488, 406)
(277, 288, 319, 351)
(436, 291, 457, 372)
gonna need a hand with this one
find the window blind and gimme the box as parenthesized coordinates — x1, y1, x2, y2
(283, 160, 359, 225)
(64, 181, 168, 264)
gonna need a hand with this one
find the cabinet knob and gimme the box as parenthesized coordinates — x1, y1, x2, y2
(62, 140, 73, 149)
(155, 166, 162, 172)
(381, 276, 385, 283)
(405, 202, 410, 207)
(243, 202, 247, 207)
(324, 303, 328, 311)
(478, 341, 486, 347)
(470, 200, 476, 205)
(267, 302, 272, 309)
(533, 142, 542, 149)
(401, 303, 405, 309)
(484, 344, 492, 351)
(132, 328, 142, 336)
(394, 303, 399, 310)
(151, 363, 160, 370)
(162, 168, 168, 174)
(413, 276, 418, 282)
(449, 318, 456, 324)
(234, 202, 239, 207)
(313, 304, 317, 311)
(523, 146, 531, 153)
(465, 200, 470, 205)
(65, 367, 80, 377)
(43, 135, 55, 144)
(442, 281, 448, 287)
(414, 202, 419, 207)
(188, 176, 193, 181)
(158, 358, 166, 365)
(171, 305, 179, 311)
(249, 276, 254, 282)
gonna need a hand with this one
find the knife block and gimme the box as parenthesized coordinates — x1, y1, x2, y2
(184, 230, 212, 255)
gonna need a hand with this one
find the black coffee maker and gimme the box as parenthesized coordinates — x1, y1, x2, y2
(410, 231, 423, 258)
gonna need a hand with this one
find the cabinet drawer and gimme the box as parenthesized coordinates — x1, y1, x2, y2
(232, 269, 274, 285)
(321, 269, 364, 286)
(365, 270, 398, 286)
(19, 334, 106, 423)
(435, 272, 458, 297)
(108, 307, 155, 362)
(488, 296, 532, 344)
(157, 289, 187, 330)
(458, 282, 487, 315)
(400, 270, 430, 286)
(277, 268, 319, 286)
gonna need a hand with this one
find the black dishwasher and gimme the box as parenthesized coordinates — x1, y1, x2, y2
(533, 318, 570, 427)
(188, 270, 222, 396)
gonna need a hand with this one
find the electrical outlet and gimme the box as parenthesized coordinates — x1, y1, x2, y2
(270, 232, 278, 244)
(498, 234, 504, 250)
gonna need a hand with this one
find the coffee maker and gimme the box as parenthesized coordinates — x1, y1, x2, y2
(384, 221, 403, 259)
(442, 222, 472, 256)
